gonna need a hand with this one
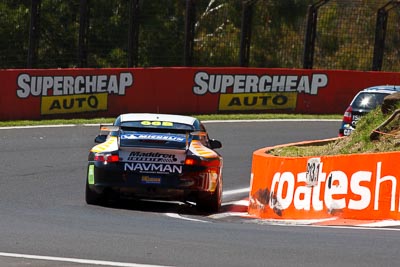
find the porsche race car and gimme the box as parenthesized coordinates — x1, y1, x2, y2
(86, 113, 223, 212)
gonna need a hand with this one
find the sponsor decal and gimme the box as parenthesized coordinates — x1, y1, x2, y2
(141, 175, 161, 184)
(266, 161, 396, 212)
(88, 164, 95, 185)
(90, 136, 118, 153)
(17, 73, 133, 98)
(219, 92, 297, 111)
(41, 93, 107, 115)
(124, 163, 183, 174)
(192, 72, 328, 95)
(192, 71, 328, 111)
(126, 151, 178, 163)
(120, 133, 185, 142)
(189, 140, 218, 158)
(306, 158, 320, 187)
(16, 72, 133, 115)
(141, 121, 173, 127)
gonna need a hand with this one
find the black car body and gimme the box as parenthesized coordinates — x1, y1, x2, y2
(86, 113, 223, 212)
(339, 85, 400, 136)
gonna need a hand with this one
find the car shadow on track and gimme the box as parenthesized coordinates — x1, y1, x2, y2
(95, 197, 215, 216)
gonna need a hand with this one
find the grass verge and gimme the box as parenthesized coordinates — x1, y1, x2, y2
(0, 113, 341, 127)
(269, 108, 400, 156)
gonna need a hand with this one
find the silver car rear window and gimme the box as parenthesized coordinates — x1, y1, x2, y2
(351, 92, 390, 110)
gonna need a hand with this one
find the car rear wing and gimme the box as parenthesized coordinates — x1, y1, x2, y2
(185, 131, 207, 149)
(190, 131, 207, 137)
(94, 124, 120, 143)
(191, 131, 222, 150)
(99, 124, 120, 133)
(95, 125, 209, 148)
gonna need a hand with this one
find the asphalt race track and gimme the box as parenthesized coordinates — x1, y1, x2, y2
(1, 120, 400, 267)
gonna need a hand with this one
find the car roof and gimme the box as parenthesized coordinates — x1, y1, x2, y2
(360, 85, 400, 94)
(119, 113, 197, 126)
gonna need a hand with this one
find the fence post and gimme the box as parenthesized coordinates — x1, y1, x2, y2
(372, 1, 400, 71)
(303, 0, 330, 69)
(240, 0, 254, 67)
(27, 0, 41, 68)
(128, 0, 140, 67)
(78, 0, 89, 68)
(184, 0, 196, 66)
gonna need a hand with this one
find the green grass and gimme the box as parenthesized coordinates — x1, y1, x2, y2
(269, 108, 400, 156)
(0, 113, 342, 127)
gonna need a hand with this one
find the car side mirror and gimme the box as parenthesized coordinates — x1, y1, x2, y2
(210, 139, 222, 149)
(94, 135, 107, 143)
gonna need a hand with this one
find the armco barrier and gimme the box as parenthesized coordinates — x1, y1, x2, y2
(248, 138, 400, 221)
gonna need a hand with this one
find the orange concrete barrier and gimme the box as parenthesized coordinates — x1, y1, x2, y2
(248, 138, 400, 220)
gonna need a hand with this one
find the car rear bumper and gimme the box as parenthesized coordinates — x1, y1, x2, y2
(339, 123, 354, 136)
(86, 162, 220, 200)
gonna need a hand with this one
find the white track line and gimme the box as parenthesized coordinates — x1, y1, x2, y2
(222, 199, 249, 206)
(0, 252, 173, 267)
(165, 213, 210, 223)
(356, 220, 400, 227)
(223, 187, 250, 196)
(305, 224, 400, 231)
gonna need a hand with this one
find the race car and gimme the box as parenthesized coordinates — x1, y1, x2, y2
(86, 113, 223, 212)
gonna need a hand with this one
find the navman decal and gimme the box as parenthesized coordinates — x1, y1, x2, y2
(124, 163, 183, 174)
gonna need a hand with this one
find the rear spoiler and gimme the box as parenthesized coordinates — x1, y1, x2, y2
(99, 124, 120, 132)
(94, 124, 120, 143)
(185, 131, 207, 149)
(95, 126, 207, 147)
(190, 131, 207, 137)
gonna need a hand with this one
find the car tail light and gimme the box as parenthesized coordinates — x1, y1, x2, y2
(342, 106, 353, 124)
(94, 153, 119, 163)
(184, 157, 196, 166)
(184, 156, 220, 168)
(183, 156, 220, 191)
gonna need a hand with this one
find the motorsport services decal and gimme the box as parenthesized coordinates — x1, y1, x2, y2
(126, 151, 178, 163)
(192, 71, 328, 111)
(16, 72, 133, 115)
(119, 150, 185, 164)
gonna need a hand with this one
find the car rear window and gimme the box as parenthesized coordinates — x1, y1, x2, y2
(351, 92, 390, 110)
(115, 120, 198, 149)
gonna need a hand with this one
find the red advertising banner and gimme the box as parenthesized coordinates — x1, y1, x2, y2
(1, 67, 400, 120)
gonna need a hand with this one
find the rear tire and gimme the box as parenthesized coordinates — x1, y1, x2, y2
(196, 178, 222, 213)
(85, 179, 105, 205)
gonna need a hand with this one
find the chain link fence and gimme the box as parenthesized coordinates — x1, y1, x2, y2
(311, 0, 400, 71)
(1, 0, 399, 71)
